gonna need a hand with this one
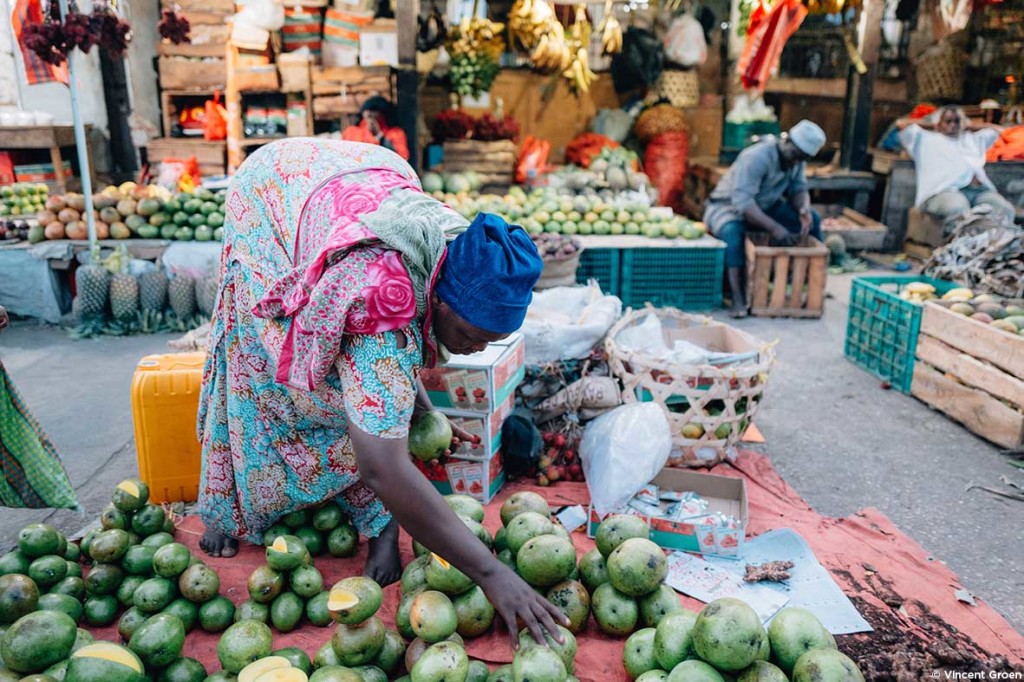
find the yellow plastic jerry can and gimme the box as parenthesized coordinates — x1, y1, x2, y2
(130, 352, 206, 503)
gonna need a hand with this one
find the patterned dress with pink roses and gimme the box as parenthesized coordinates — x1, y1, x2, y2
(196, 138, 463, 544)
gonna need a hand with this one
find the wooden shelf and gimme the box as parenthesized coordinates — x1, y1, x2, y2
(225, 39, 314, 174)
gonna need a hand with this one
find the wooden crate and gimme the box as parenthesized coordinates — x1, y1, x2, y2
(311, 66, 392, 118)
(157, 24, 228, 58)
(160, 0, 233, 13)
(235, 66, 280, 92)
(904, 206, 945, 258)
(441, 140, 517, 188)
(911, 302, 1024, 448)
(146, 138, 227, 178)
(745, 234, 829, 318)
(817, 204, 887, 251)
(158, 57, 227, 91)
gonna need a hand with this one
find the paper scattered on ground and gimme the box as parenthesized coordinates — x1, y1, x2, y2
(704, 528, 873, 634)
(666, 551, 790, 623)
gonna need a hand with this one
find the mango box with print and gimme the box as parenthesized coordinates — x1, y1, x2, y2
(586, 469, 748, 560)
(421, 333, 525, 413)
(427, 455, 505, 504)
(443, 392, 515, 460)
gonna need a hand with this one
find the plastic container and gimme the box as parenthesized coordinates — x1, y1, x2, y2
(131, 353, 206, 503)
(844, 276, 956, 394)
(620, 246, 725, 311)
(576, 248, 622, 296)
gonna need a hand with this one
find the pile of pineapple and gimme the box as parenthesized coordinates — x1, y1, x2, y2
(72, 244, 218, 338)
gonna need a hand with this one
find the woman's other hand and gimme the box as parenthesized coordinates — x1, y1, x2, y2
(448, 422, 482, 453)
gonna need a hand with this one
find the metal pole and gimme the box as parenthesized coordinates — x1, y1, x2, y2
(56, 0, 97, 248)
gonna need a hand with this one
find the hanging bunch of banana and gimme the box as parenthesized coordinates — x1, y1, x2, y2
(561, 4, 597, 95)
(446, 13, 506, 99)
(509, 0, 556, 52)
(531, 19, 573, 75)
(447, 15, 506, 62)
(595, 0, 623, 56)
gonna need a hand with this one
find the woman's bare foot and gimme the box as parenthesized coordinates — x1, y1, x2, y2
(364, 519, 402, 587)
(200, 529, 239, 558)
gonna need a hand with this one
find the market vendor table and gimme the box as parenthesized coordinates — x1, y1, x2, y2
(0, 241, 66, 323)
(575, 234, 725, 310)
(0, 240, 224, 323)
(0, 125, 95, 193)
(685, 156, 877, 219)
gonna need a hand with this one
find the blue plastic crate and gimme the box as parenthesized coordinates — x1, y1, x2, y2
(577, 248, 621, 296)
(844, 275, 957, 394)
(620, 246, 725, 311)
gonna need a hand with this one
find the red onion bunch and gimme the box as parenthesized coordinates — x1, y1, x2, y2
(158, 9, 191, 44)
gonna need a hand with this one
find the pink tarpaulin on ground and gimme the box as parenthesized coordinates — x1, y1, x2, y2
(88, 450, 1024, 679)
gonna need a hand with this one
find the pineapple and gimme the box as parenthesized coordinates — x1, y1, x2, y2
(109, 245, 139, 321)
(168, 273, 197, 320)
(138, 267, 169, 313)
(196, 276, 219, 318)
(74, 244, 109, 318)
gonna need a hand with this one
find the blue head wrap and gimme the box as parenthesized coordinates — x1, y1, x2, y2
(435, 213, 543, 334)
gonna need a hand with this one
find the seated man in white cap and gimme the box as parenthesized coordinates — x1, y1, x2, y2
(703, 119, 827, 317)
(896, 105, 1014, 228)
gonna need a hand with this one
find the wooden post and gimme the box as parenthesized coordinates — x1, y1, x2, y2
(840, 0, 884, 171)
(396, 0, 420, 171)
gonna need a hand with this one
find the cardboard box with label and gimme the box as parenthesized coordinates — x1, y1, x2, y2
(420, 334, 525, 412)
(359, 19, 398, 67)
(587, 469, 748, 559)
(444, 392, 515, 460)
(416, 453, 506, 504)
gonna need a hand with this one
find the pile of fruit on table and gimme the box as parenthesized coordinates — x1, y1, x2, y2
(435, 186, 707, 240)
(0, 481, 867, 682)
(27, 183, 225, 243)
(0, 183, 49, 219)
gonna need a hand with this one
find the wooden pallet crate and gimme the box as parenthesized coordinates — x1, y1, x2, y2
(904, 206, 945, 259)
(745, 234, 828, 318)
(817, 204, 887, 251)
(157, 24, 229, 58)
(146, 138, 227, 178)
(159, 57, 227, 91)
(912, 302, 1024, 448)
(441, 139, 516, 187)
(311, 66, 392, 118)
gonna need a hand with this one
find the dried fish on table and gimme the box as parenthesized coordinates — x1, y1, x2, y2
(923, 207, 1024, 299)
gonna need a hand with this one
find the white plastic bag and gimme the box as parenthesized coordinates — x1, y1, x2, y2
(663, 14, 707, 67)
(521, 283, 623, 365)
(581, 403, 672, 516)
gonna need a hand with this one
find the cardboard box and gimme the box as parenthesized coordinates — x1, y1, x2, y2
(587, 469, 748, 559)
(416, 452, 506, 504)
(444, 392, 515, 460)
(14, 161, 72, 183)
(359, 20, 398, 67)
(421, 334, 525, 412)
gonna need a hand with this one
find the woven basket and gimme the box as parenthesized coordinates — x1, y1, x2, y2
(915, 43, 966, 102)
(659, 69, 700, 108)
(535, 250, 583, 290)
(606, 307, 775, 468)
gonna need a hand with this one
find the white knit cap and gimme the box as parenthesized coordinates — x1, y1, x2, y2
(788, 120, 826, 157)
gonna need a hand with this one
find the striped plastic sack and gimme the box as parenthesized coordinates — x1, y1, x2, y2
(283, 6, 324, 56)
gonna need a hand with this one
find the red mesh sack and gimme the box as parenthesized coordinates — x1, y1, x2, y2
(645, 130, 689, 212)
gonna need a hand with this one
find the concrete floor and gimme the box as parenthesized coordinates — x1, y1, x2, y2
(0, 273, 1021, 637)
